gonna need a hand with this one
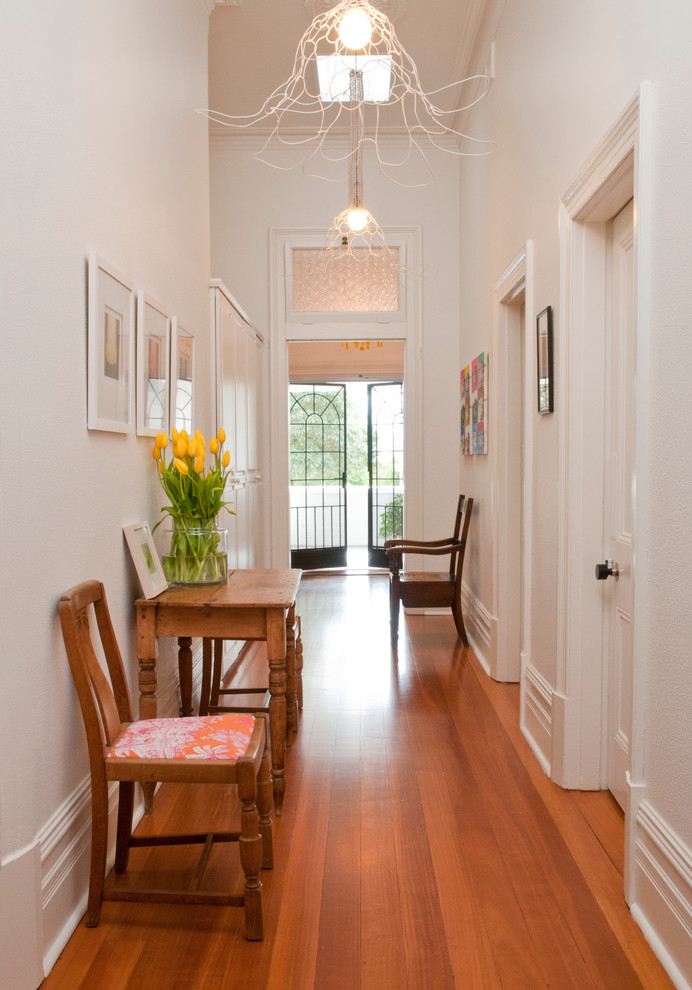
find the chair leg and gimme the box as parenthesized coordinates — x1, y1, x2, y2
(256, 719, 274, 870)
(452, 600, 469, 646)
(389, 579, 400, 647)
(86, 779, 110, 927)
(114, 781, 134, 873)
(237, 763, 264, 941)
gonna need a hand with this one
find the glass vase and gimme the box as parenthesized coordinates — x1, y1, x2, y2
(160, 523, 228, 586)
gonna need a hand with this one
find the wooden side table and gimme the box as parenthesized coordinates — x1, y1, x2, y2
(135, 568, 301, 815)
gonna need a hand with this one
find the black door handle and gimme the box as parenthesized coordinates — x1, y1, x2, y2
(595, 560, 619, 580)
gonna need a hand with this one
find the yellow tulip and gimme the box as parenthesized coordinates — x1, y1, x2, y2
(173, 457, 189, 475)
(217, 427, 226, 444)
(222, 451, 230, 468)
(172, 427, 179, 443)
(187, 440, 198, 458)
(195, 430, 204, 445)
(209, 437, 219, 455)
(159, 432, 168, 449)
(174, 439, 187, 459)
(152, 444, 161, 461)
(180, 429, 189, 443)
(194, 456, 205, 474)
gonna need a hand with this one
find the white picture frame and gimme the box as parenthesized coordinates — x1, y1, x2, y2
(136, 291, 171, 438)
(169, 317, 195, 435)
(87, 253, 136, 432)
(123, 523, 168, 599)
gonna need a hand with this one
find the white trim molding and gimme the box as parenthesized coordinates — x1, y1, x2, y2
(632, 801, 692, 990)
(554, 86, 651, 790)
(490, 241, 534, 683)
(521, 658, 552, 777)
(461, 580, 491, 675)
(269, 226, 423, 568)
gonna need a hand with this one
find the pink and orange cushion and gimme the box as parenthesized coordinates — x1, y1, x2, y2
(108, 714, 256, 761)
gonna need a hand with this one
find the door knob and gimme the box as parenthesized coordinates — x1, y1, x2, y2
(595, 560, 619, 580)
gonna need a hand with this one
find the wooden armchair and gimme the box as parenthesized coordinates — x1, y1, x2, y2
(385, 495, 473, 648)
(59, 580, 273, 939)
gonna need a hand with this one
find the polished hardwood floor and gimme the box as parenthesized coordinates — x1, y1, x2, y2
(43, 573, 674, 989)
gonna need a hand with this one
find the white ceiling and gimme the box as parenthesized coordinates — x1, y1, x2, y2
(208, 0, 504, 134)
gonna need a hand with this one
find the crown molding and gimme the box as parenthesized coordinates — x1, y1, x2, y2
(209, 125, 461, 154)
(205, 0, 242, 11)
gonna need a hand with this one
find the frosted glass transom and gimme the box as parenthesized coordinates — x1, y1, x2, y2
(292, 248, 400, 313)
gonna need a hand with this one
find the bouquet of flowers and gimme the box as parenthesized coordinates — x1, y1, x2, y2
(152, 427, 235, 584)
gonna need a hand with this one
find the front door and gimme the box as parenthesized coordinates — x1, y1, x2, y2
(602, 199, 635, 810)
(367, 382, 404, 567)
(289, 384, 347, 569)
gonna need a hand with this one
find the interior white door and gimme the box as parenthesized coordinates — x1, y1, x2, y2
(603, 199, 635, 810)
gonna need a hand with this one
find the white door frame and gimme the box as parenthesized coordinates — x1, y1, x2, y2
(268, 227, 423, 567)
(490, 242, 534, 683)
(553, 84, 652, 896)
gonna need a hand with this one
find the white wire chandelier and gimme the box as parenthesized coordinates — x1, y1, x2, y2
(203, 0, 494, 259)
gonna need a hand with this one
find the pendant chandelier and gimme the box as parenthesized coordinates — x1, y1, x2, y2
(202, 0, 494, 259)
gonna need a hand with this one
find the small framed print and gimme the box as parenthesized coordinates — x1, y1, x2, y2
(169, 318, 194, 435)
(537, 306, 554, 414)
(137, 292, 170, 437)
(87, 254, 136, 432)
(123, 522, 168, 598)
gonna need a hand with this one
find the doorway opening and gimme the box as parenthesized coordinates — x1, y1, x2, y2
(289, 379, 404, 570)
(287, 338, 405, 571)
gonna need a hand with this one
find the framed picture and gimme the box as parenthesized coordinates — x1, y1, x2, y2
(460, 352, 488, 454)
(87, 254, 136, 432)
(169, 318, 194, 435)
(537, 306, 554, 414)
(123, 523, 168, 598)
(137, 292, 170, 437)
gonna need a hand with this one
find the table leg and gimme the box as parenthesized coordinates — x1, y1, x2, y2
(267, 607, 287, 815)
(178, 636, 194, 717)
(136, 605, 158, 813)
(136, 606, 158, 722)
(285, 606, 297, 746)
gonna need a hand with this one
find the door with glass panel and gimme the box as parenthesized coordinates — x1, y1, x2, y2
(289, 384, 347, 569)
(368, 381, 404, 567)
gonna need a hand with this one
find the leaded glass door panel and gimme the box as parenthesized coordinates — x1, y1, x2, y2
(368, 382, 404, 567)
(290, 384, 347, 569)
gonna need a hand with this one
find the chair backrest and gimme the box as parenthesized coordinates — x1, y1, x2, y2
(451, 495, 473, 582)
(59, 581, 134, 766)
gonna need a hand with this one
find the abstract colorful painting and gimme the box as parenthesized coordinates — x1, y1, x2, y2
(460, 352, 487, 455)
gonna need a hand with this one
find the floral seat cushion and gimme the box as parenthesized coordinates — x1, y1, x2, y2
(108, 714, 256, 761)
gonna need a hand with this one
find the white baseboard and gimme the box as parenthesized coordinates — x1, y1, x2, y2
(460, 582, 491, 674)
(0, 844, 44, 989)
(631, 801, 692, 990)
(520, 657, 553, 777)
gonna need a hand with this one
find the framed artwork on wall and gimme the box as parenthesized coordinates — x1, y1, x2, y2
(137, 291, 170, 437)
(460, 352, 488, 454)
(123, 522, 167, 598)
(537, 306, 554, 414)
(87, 253, 136, 433)
(169, 317, 194, 435)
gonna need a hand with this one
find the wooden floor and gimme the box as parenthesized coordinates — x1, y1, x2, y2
(43, 573, 675, 989)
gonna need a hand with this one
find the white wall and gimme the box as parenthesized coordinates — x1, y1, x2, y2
(209, 133, 462, 548)
(459, 1, 692, 984)
(0, 1, 212, 982)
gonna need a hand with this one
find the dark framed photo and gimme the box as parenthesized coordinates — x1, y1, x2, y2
(536, 305, 554, 414)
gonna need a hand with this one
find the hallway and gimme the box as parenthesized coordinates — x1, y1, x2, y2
(43, 574, 673, 989)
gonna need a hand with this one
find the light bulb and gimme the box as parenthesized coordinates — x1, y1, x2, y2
(337, 6, 373, 50)
(347, 207, 368, 232)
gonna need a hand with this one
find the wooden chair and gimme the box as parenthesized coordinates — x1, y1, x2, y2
(59, 580, 273, 939)
(385, 495, 473, 648)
